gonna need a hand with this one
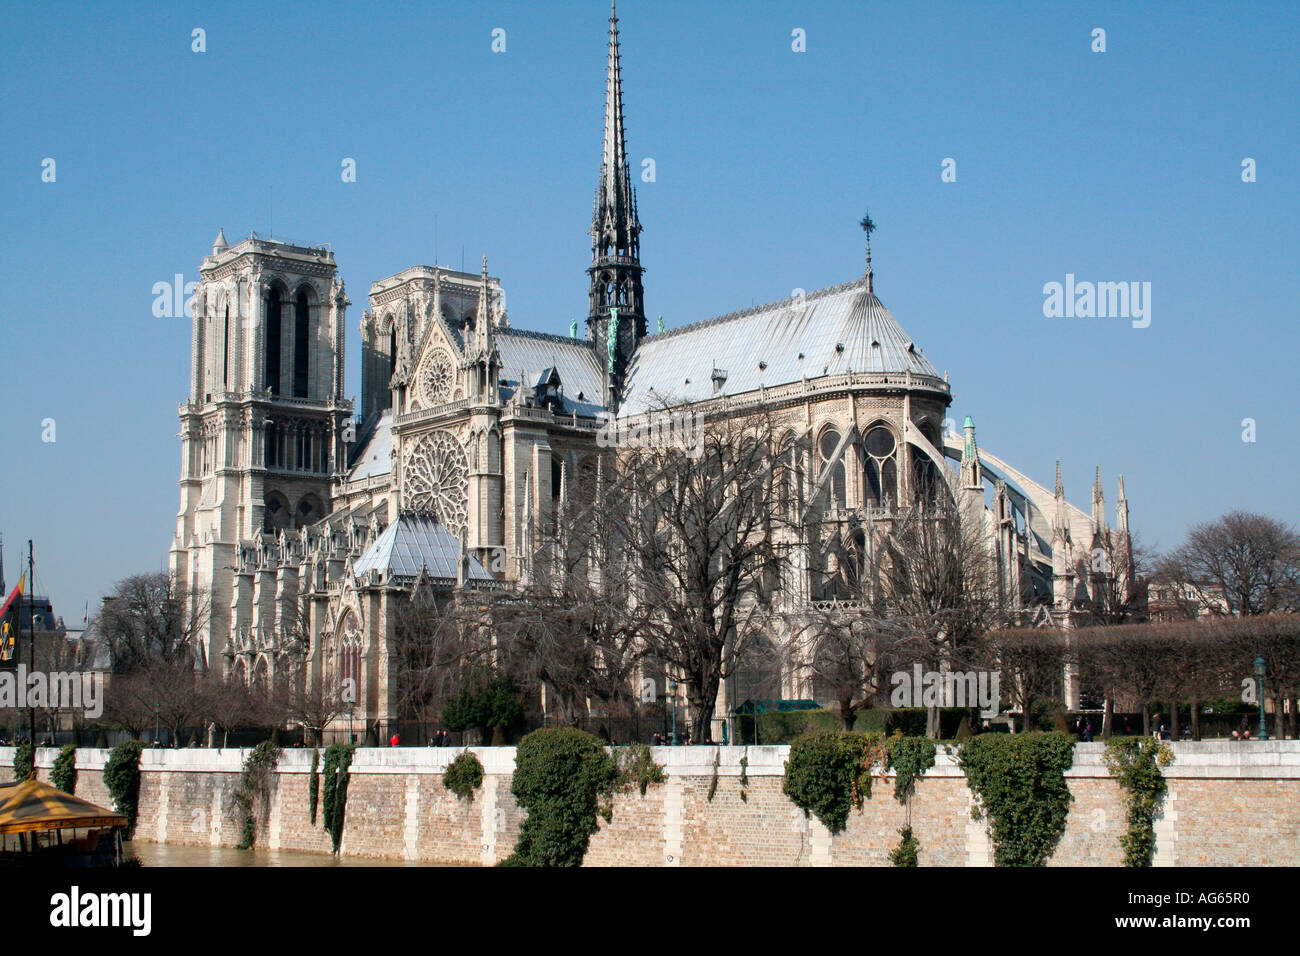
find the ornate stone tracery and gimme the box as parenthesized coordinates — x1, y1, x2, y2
(418, 348, 455, 407)
(403, 430, 469, 540)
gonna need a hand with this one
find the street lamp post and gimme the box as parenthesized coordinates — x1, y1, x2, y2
(668, 680, 678, 745)
(1254, 655, 1270, 741)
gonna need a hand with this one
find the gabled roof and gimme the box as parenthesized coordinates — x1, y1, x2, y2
(352, 513, 495, 584)
(496, 329, 605, 416)
(619, 277, 940, 414)
(347, 410, 393, 482)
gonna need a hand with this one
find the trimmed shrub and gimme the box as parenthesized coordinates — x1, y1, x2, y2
(502, 728, 619, 867)
(954, 716, 973, 741)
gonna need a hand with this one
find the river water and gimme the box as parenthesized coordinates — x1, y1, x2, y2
(126, 842, 423, 866)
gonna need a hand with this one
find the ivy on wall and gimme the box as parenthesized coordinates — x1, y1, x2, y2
(12, 741, 34, 782)
(103, 741, 145, 839)
(321, 743, 357, 854)
(782, 731, 887, 834)
(956, 732, 1075, 867)
(308, 749, 320, 825)
(501, 728, 620, 867)
(443, 751, 485, 801)
(616, 743, 666, 797)
(885, 735, 936, 866)
(1103, 737, 1174, 867)
(889, 825, 919, 866)
(233, 741, 281, 850)
(51, 744, 77, 795)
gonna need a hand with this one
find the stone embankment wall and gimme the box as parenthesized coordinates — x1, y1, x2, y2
(2, 742, 1297, 866)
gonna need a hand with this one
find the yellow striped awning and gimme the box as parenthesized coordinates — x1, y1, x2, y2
(0, 776, 127, 834)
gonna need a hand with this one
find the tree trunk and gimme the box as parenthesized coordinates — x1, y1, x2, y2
(1141, 703, 1150, 736)
(840, 700, 855, 731)
(1101, 695, 1114, 743)
(1190, 694, 1201, 741)
(926, 705, 940, 739)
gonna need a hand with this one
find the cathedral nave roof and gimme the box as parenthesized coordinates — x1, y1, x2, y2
(618, 278, 941, 415)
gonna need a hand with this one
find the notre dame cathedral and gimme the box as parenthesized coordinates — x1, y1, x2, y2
(169, 6, 1137, 738)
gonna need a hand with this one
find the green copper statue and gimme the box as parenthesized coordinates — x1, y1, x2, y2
(607, 307, 619, 373)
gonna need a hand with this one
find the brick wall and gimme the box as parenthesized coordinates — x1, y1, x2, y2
(3, 742, 1297, 866)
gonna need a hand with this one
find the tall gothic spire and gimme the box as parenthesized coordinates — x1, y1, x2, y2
(588, 1, 645, 405)
(598, 1, 636, 235)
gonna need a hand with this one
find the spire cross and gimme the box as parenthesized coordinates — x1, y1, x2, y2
(859, 212, 876, 292)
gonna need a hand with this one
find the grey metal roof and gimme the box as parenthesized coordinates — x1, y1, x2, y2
(352, 513, 494, 583)
(620, 278, 940, 415)
(496, 329, 605, 416)
(348, 410, 393, 481)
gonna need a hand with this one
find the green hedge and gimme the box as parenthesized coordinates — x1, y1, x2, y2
(737, 707, 979, 744)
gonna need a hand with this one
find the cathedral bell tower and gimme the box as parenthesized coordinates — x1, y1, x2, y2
(170, 231, 352, 671)
(587, 1, 645, 408)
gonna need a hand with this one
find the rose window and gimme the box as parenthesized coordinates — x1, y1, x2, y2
(404, 430, 468, 539)
(418, 349, 455, 407)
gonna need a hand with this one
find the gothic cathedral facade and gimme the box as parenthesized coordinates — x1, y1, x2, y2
(170, 7, 1138, 737)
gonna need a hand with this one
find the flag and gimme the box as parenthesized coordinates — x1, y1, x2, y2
(0, 619, 13, 663)
(0, 573, 23, 621)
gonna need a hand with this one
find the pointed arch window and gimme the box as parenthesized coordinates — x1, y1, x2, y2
(293, 290, 310, 398)
(818, 428, 847, 511)
(222, 305, 231, 389)
(388, 324, 397, 385)
(862, 425, 897, 508)
(265, 289, 282, 395)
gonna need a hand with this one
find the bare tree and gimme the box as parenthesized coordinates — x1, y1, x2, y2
(100, 671, 154, 740)
(874, 497, 1000, 736)
(97, 572, 208, 674)
(610, 407, 787, 743)
(390, 588, 486, 740)
(1157, 511, 1300, 617)
(792, 607, 927, 729)
(196, 669, 258, 748)
(494, 452, 653, 727)
(980, 627, 1068, 732)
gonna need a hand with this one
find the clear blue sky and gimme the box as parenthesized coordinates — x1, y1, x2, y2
(1, 0, 1296, 621)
